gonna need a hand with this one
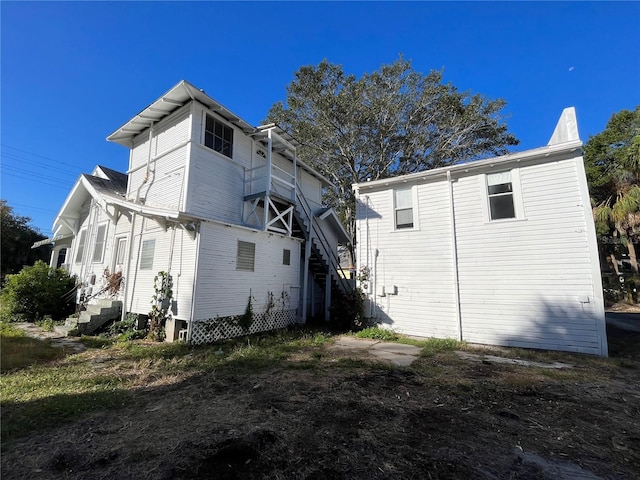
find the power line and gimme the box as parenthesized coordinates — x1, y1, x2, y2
(1, 143, 88, 171)
(2, 164, 78, 185)
(2, 171, 70, 190)
(1, 152, 79, 180)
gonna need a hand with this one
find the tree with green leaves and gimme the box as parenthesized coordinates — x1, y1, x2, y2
(265, 57, 519, 263)
(0, 200, 50, 281)
(585, 106, 640, 274)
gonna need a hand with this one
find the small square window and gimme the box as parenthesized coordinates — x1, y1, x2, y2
(283, 249, 291, 266)
(204, 114, 233, 158)
(237, 240, 255, 271)
(487, 172, 516, 220)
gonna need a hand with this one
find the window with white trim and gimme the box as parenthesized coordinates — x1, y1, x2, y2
(394, 188, 414, 229)
(283, 249, 291, 266)
(204, 114, 233, 158)
(92, 224, 108, 263)
(487, 171, 516, 220)
(115, 238, 127, 266)
(140, 239, 155, 270)
(75, 230, 87, 264)
(237, 240, 255, 271)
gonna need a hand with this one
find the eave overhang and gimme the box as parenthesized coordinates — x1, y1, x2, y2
(107, 80, 255, 146)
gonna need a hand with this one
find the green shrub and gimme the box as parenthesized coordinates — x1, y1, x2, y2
(108, 313, 147, 341)
(329, 287, 366, 331)
(355, 327, 399, 341)
(0, 261, 76, 322)
(36, 316, 56, 332)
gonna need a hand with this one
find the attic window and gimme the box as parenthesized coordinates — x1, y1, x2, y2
(237, 241, 255, 272)
(204, 114, 233, 158)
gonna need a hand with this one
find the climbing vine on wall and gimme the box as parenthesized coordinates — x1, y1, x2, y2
(148, 271, 173, 341)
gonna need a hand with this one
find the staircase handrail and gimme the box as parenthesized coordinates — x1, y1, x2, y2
(295, 188, 354, 296)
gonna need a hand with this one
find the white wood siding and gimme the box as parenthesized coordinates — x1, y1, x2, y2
(193, 222, 301, 320)
(298, 170, 322, 212)
(357, 181, 458, 337)
(356, 154, 604, 355)
(454, 159, 601, 354)
(124, 218, 197, 320)
(187, 143, 245, 222)
(127, 107, 190, 209)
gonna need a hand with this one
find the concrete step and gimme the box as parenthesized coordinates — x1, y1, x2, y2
(54, 324, 78, 337)
(76, 300, 122, 335)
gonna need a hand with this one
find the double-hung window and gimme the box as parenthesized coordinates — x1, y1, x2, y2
(487, 171, 516, 220)
(75, 230, 87, 264)
(394, 188, 414, 229)
(204, 114, 233, 158)
(92, 224, 107, 263)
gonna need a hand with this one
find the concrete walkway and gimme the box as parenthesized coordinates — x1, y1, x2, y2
(329, 336, 422, 366)
(13, 322, 86, 353)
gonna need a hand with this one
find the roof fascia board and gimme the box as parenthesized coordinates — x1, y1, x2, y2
(354, 140, 583, 192)
(318, 208, 350, 244)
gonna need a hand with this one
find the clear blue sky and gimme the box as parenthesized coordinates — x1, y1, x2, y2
(2, 1, 639, 237)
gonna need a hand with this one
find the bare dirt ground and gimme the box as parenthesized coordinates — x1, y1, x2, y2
(2, 325, 639, 480)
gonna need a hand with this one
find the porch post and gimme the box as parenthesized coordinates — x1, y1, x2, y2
(324, 271, 331, 322)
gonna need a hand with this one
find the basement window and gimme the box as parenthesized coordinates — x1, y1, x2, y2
(237, 240, 255, 272)
(487, 172, 516, 220)
(140, 239, 155, 270)
(204, 114, 233, 158)
(283, 249, 291, 266)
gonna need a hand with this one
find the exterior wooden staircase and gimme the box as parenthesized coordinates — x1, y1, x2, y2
(293, 190, 354, 301)
(55, 299, 123, 336)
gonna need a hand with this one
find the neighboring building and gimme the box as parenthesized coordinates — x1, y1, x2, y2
(38, 81, 351, 342)
(353, 108, 608, 356)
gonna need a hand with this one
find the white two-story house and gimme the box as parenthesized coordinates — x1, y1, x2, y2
(41, 81, 351, 342)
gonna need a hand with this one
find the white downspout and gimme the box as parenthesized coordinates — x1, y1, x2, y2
(120, 212, 137, 322)
(447, 170, 463, 341)
(187, 225, 201, 342)
(135, 123, 155, 203)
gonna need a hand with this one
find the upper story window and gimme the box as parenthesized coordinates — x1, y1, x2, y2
(204, 114, 233, 158)
(487, 171, 516, 220)
(394, 188, 414, 229)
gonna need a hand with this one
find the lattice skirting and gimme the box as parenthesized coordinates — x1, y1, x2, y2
(189, 309, 299, 345)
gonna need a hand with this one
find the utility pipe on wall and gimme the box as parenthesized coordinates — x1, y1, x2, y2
(447, 170, 463, 341)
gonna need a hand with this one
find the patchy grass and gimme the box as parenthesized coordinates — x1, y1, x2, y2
(0, 322, 64, 373)
(355, 326, 399, 341)
(2, 324, 639, 479)
(0, 327, 335, 447)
